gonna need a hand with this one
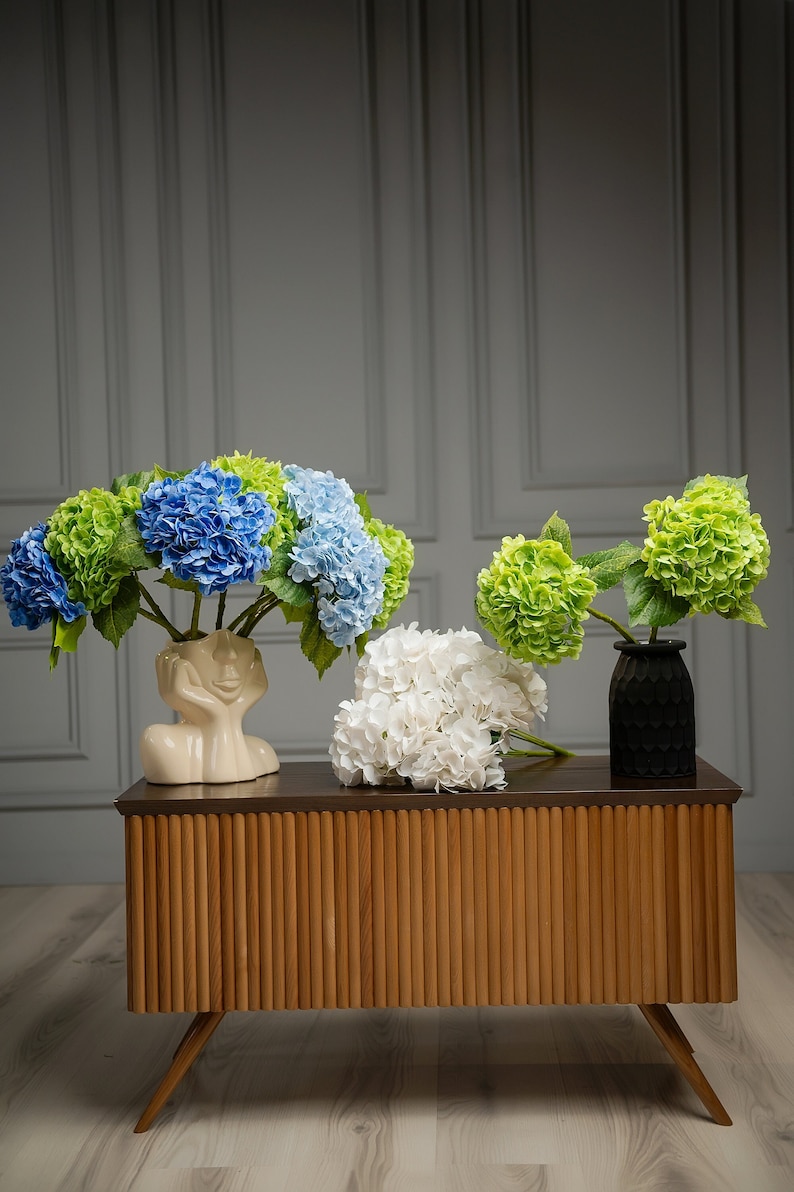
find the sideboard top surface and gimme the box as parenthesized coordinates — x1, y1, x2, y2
(115, 755, 741, 816)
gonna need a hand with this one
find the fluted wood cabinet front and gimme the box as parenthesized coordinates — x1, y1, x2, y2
(120, 759, 739, 1014)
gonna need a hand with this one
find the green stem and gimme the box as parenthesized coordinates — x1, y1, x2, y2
(508, 728, 575, 758)
(215, 591, 227, 632)
(648, 624, 658, 643)
(189, 591, 203, 639)
(589, 606, 639, 644)
(237, 594, 280, 638)
(137, 579, 185, 641)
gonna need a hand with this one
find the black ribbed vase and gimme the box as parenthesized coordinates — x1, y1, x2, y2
(608, 639, 696, 778)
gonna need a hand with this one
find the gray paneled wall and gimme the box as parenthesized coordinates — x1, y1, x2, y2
(0, 0, 791, 881)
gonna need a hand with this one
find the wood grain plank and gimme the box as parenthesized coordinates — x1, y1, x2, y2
(333, 811, 350, 1008)
(296, 811, 312, 1009)
(244, 813, 260, 1011)
(485, 807, 502, 1005)
(383, 809, 400, 1007)
(320, 810, 337, 1009)
(207, 813, 222, 1009)
(258, 813, 274, 1011)
(435, 808, 452, 1008)
(346, 811, 362, 1008)
(358, 810, 374, 1008)
(271, 813, 286, 1011)
(371, 809, 387, 1007)
(232, 813, 248, 1011)
(422, 809, 438, 1007)
(448, 808, 464, 1006)
(194, 813, 210, 1011)
(600, 805, 616, 1005)
(307, 811, 323, 1009)
(409, 808, 425, 1006)
(574, 805, 590, 1004)
(587, 805, 603, 1005)
(283, 812, 299, 1010)
(169, 814, 186, 1012)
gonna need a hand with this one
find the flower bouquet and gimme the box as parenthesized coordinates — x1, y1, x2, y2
(475, 474, 769, 660)
(330, 624, 561, 792)
(475, 473, 770, 777)
(1, 451, 414, 677)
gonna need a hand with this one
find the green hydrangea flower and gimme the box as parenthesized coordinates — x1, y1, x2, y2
(475, 535, 598, 664)
(367, 517, 414, 628)
(641, 474, 770, 615)
(212, 450, 297, 551)
(45, 486, 141, 611)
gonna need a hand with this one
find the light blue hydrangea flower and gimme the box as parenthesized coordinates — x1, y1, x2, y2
(284, 465, 387, 646)
(137, 462, 277, 595)
(1, 523, 87, 631)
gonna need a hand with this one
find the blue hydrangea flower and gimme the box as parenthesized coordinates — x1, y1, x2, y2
(284, 465, 387, 646)
(137, 462, 277, 595)
(1, 524, 87, 630)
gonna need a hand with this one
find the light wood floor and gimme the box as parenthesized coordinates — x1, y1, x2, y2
(0, 875, 792, 1192)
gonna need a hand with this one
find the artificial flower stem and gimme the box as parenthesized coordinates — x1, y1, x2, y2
(237, 594, 280, 638)
(215, 591, 227, 632)
(190, 592, 202, 639)
(509, 729, 575, 758)
(136, 579, 185, 641)
(505, 749, 569, 759)
(588, 607, 639, 644)
(649, 625, 658, 643)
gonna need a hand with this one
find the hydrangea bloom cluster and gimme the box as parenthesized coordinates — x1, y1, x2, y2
(330, 624, 549, 791)
(212, 450, 296, 552)
(1, 452, 413, 674)
(284, 465, 387, 647)
(137, 462, 276, 596)
(476, 536, 598, 664)
(45, 485, 141, 611)
(641, 475, 770, 615)
(0, 523, 87, 630)
(367, 517, 415, 629)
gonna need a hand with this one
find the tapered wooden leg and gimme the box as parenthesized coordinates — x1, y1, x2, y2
(638, 1003, 731, 1126)
(134, 1011, 226, 1133)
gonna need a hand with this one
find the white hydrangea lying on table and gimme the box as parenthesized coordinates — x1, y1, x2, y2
(330, 623, 570, 792)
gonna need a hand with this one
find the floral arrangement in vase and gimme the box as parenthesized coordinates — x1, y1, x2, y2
(475, 473, 770, 778)
(475, 474, 770, 659)
(330, 623, 560, 792)
(1, 450, 414, 677)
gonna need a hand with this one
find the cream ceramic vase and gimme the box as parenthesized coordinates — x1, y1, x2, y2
(139, 628, 280, 784)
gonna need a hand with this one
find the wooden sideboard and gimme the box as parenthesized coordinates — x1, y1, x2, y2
(115, 755, 740, 1132)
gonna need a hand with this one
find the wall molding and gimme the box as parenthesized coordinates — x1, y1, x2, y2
(203, 0, 236, 452)
(0, 0, 73, 506)
(467, 0, 693, 537)
(520, 0, 690, 493)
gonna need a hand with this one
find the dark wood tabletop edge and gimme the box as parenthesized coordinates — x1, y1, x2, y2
(114, 755, 742, 814)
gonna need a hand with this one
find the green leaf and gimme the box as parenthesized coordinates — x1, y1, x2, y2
(153, 463, 188, 482)
(281, 602, 308, 625)
(261, 573, 313, 607)
(354, 491, 373, 522)
(720, 595, 767, 627)
(540, 512, 572, 557)
(266, 542, 295, 579)
(50, 613, 87, 669)
(91, 576, 140, 646)
(575, 542, 644, 592)
(355, 631, 369, 658)
(623, 562, 691, 628)
(157, 571, 200, 593)
(684, 473, 748, 499)
(109, 513, 151, 571)
(299, 604, 343, 677)
(111, 469, 157, 495)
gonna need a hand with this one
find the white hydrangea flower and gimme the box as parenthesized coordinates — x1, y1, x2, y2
(330, 623, 550, 792)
